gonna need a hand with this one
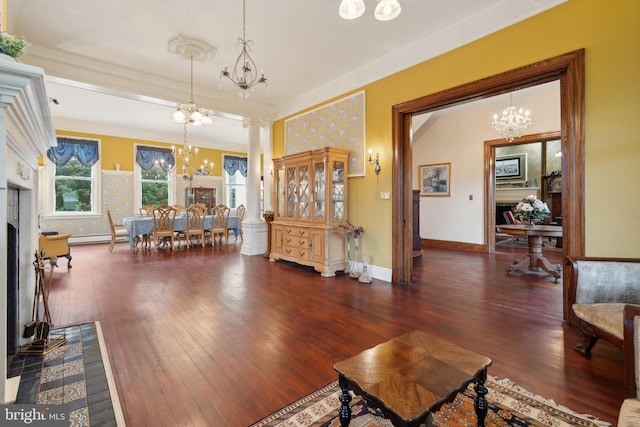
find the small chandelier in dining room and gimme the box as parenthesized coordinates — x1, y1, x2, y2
(172, 123, 211, 181)
(168, 35, 215, 126)
(220, 0, 267, 99)
(339, 0, 402, 21)
(492, 93, 532, 142)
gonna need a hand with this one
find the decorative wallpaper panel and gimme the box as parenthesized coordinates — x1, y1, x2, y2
(285, 91, 365, 177)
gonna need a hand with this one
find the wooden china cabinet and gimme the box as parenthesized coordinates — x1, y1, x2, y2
(270, 147, 349, 276)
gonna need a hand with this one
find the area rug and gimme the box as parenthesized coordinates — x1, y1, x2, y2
(7, 321, 126, 427)
(249, 376, 611, 427)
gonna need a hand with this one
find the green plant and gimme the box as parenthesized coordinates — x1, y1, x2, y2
(0, 31, 29, 58)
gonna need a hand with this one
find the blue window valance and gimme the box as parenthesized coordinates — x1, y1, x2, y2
(223, 155, 248, 177)
(47, 137, 99, 167)
(136, 146, 175, 172)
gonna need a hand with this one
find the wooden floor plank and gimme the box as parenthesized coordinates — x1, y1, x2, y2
(44, 242, 623, 426)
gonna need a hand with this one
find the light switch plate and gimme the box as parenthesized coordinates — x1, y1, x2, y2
(380, 192, 391, 200)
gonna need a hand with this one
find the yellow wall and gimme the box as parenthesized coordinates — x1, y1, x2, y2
(55, 130, 246, 176)
(273, 0, 640, 267)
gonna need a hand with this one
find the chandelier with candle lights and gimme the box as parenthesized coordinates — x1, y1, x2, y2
(220, 0, 267, 98)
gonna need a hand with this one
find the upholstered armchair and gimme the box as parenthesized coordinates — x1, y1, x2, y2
(38, 233, 72, 268)
(566, 256, 640, 356)
(619, 304, 640, 426)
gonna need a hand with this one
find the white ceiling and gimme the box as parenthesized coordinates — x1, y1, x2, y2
(7, 0, 566, 151)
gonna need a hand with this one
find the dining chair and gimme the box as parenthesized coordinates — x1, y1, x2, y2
(232, 204, 246, 242)
(172, 204, 186, 216)
(137, 205, 156, 248)
(152, 205, 177, 251)
(178, 204, 207, 249)
(139, 204, 155, 216)
(106, 204, 129, 252)
(210, 204, 231, 246)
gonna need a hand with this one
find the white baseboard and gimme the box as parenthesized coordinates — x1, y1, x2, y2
(69, 235, 127, 245)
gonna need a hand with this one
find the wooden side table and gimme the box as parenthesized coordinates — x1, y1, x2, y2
(334, 330, 492, 427)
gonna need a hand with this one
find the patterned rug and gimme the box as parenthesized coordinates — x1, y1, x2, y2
(6, 321, 125, 427)
(249, 377, 611, 427)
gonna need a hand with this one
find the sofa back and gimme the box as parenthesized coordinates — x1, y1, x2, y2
(574, 260, 640, 305)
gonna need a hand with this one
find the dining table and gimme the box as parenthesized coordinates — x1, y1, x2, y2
(495, 223, 563, 280)
(122, 214, 240, 249)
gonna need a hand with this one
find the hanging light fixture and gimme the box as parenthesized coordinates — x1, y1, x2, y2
(374, 0, 401, 21)
(339, 0, 401, 21)
(172, 123, 211, 181)
(339, 0, 365, 19)
(168, 35, 215, 126)
(492, 93, 532, 142)
(220, 0, 267, 99)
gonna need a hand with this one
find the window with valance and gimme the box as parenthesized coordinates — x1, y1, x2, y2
(223, 155, 248, 209)
(135, 146, 175, 172)
(47, 137, 100, 213)
(223, 155, 248, 177)
(47, 137, 100, 167)
(136, 145, 174, 206)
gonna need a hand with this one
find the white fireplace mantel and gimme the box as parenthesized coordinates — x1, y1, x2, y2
(0, 58, 56, 403)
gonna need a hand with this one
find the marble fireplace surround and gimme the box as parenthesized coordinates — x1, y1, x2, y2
(0, 59, 56, 403)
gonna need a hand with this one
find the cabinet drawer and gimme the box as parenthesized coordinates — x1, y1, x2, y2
(284, 246, 309, 260)
(284, 227, 308, 237)
(283, 235, 308, 249)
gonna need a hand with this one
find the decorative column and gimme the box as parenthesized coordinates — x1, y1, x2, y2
(241, 118, 270, 255)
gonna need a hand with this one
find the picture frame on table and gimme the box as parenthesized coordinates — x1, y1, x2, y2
(419, 163, 450, 196)
(496, 153, 527, 183)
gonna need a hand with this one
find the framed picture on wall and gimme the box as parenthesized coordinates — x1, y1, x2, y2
(419, 163, 450, 196)
(496, 153, 527, 183)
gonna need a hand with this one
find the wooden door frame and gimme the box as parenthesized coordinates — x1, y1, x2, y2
(485, 130, 562, 252)
(392, 50, 585, 317)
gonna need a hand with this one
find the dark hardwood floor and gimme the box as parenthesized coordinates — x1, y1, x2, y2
(44, 241, 623, 426)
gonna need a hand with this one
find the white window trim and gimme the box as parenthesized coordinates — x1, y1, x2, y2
(222, 154, 248, 210)
(133, 143, 175, 210)
(42, 137, 102, 219)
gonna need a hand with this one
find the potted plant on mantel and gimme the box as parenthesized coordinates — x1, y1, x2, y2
(0, 30, 30, 61)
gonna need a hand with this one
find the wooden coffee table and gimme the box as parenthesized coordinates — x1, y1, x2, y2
(334, 330, 492, 427)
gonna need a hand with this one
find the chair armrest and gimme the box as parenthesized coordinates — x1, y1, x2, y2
(623, 304, 640, 398)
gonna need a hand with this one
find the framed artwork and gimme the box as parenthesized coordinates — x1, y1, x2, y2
(496, 153, 527, 183)
(420, 163, 450, 196)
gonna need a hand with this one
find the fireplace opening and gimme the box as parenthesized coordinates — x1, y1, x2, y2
(7, 223, 19, 355)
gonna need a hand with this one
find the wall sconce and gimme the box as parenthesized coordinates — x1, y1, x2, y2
(368, 149, 381, 175)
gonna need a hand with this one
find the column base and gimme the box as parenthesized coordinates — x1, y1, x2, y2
(240, 220, 269, 256)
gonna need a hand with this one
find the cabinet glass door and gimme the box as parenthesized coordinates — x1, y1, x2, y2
(314, 161, 325, 221)
(331, 160, 345, 221)
(298, 164, 310, 219)
(276, 167, 284, 218)
(286, 166, 297, 218)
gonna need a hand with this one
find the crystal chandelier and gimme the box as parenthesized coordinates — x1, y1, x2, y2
(172, 124, 211, 181)
(492, 93, 532, 142)
(339, 0, 402, 21)
(220, 0, 267, 98)
(168, 35, 215, 126)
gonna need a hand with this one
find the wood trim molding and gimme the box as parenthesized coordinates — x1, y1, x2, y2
(422, 239, 485, 253)
(392, 50, 585, 318)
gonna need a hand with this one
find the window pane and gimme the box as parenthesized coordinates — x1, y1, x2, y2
(55, 178, 92, 212)
(142, 182, 169, 206)
(141, 165, 169, 181)
(55, 157, 91, 177)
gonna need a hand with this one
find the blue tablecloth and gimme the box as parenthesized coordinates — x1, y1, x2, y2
(123, 215, 239, 248)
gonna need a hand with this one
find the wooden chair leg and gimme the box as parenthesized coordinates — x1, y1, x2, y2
(574, 331, 598, 356)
